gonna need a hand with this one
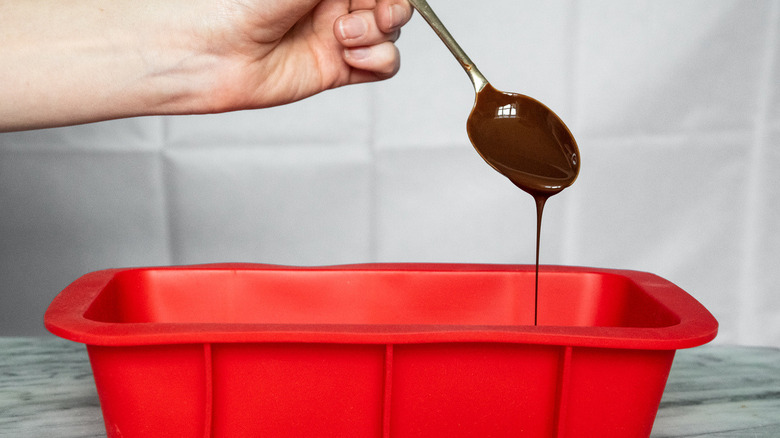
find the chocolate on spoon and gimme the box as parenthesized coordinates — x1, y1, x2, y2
(408, 0, 580, 196)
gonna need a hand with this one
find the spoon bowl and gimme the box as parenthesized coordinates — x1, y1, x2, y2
(407, 0, 580, 196)
(466, 84, 579, 197)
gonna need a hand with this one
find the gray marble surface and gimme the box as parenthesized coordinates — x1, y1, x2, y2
(1, 337, 779, 437)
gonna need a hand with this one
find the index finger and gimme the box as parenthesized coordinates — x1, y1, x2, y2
(374, 0, 413, 33)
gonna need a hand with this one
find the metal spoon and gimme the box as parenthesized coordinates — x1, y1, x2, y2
(408, 0, 580, 198)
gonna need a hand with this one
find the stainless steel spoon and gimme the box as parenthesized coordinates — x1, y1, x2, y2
(407, 0, 580, 197)
(408, 0, 581, 327)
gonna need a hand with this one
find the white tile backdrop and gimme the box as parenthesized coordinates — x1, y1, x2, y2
(1, 0, 778, 346)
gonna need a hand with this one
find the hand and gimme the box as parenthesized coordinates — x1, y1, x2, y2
(0, 0, 413, 131)
(203, 0, 413, 112)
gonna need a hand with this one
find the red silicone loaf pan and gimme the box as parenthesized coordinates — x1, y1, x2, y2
(45, 263, 717, 438)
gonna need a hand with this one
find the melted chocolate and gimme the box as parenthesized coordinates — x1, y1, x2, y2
(466, 84, 580, 325)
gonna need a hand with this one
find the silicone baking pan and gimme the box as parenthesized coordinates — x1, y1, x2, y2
(45, 263, 718, 438)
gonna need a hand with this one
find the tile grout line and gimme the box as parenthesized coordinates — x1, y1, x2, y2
(736, 0, 779, 345)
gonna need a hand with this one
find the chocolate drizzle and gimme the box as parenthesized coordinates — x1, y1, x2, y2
(466, 84, 580, 325)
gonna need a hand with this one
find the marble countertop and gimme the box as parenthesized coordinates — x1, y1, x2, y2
(1, 337, 779, 437)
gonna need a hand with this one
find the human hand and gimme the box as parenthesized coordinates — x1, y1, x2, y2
(0, 0, 412, 131)
(196, 0, 413, 112)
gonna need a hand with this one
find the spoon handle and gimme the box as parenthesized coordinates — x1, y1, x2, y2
(407, 0, 489, 92)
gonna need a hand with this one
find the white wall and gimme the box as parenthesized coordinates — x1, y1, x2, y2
(2, 0, 779, 346)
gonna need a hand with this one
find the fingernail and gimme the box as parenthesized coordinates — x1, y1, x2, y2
(345, 47, 371, 61)
(339, 15, 367, 40)
(389, 4, 405, 29)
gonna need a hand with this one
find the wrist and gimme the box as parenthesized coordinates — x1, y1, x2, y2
(132, 0, 264, 116)
(120, 2, 224, 116)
